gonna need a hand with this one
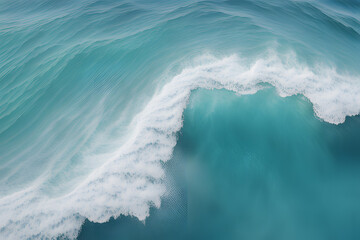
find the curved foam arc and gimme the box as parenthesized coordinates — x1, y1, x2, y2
(1, 54, 360, 239)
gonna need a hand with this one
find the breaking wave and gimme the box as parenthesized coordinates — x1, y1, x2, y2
(1, 54, 359, 239)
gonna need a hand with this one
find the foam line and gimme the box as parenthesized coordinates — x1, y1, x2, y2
(0, 54, 359, 239)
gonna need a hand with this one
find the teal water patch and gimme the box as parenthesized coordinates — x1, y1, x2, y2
(78, 88, 360, 240)
(1, 0, 360, 238)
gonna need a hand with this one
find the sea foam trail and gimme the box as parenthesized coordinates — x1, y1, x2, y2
(0, 54, 359, 239)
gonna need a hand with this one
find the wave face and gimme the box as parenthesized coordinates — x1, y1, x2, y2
(0, 0, 360, 239)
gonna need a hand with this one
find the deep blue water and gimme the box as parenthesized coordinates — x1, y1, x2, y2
(1, 0, 360, 239)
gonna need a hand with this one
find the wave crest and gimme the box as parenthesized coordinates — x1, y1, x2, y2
(1, 54, 359, 239)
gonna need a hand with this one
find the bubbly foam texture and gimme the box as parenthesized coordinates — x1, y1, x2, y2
(1, 54, 359, 239)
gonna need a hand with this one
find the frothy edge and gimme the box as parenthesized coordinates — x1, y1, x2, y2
(1, 54, 359, 239)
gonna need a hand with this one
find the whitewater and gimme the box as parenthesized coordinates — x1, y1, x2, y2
(1, 0, 360, 239)
(0, 53, 359, 239)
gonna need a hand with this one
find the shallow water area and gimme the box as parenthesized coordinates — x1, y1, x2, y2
(78, 89, 360, 240)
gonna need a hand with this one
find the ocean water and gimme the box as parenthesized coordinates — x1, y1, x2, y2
(0, 0, 360, 239)
(78, 89, 360, 240)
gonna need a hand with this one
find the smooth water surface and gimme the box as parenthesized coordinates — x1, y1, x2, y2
(79, 89, 360, 240)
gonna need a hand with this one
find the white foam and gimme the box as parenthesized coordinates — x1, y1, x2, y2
(1, 54, 359, 239)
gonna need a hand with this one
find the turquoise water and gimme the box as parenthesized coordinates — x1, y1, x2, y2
(78, 89, 360, 240)
(1, 0, 360, 239)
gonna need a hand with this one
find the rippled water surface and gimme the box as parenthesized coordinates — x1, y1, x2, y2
(0, 0, 360, 239)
